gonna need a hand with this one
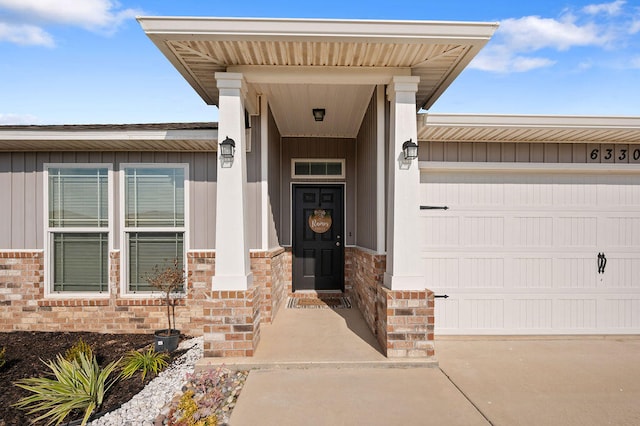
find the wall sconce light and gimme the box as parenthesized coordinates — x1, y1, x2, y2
(312, 108, 326, 122)
(219, 136, 235, 159)
(402, 139, 418, 161)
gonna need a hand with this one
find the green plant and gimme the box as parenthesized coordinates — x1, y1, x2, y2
(120, 346, 169, 381)
(144, 258, 186, 335)
(0, 346, 6, 369)
(13, 352, 121, 426)
(64, 338, 93, 363)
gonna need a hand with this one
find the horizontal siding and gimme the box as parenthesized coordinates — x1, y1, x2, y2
(420, 142, 640, 164)
(0, 152, 216, 250)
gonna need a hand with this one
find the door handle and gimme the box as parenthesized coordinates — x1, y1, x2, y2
(336, 242, 341, 246)
(597, 253, 607, 274)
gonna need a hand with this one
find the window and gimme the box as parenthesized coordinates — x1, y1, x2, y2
(46, 166, 111, 293)
(122, 166, 187, 293)
(291, 159, 345, 179)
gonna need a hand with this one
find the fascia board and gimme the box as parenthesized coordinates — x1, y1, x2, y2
(423, 113, 640, 130)
(0, 129, 217, 141)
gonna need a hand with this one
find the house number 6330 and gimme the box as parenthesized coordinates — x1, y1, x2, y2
(590, 147, 640, 162)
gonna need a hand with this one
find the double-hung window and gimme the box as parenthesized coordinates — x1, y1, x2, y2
(122, 165, 187, 293)
(45, 165, 111, 294)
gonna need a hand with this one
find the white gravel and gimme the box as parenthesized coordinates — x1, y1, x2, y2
(89, 337, 204, 426)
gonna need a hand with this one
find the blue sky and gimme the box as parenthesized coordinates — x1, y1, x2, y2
(0, 0, 639, 124)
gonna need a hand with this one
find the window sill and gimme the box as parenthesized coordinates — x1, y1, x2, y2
(38, 299, 110, 307)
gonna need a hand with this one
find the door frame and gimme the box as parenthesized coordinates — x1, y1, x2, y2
(291, 182, 346, 292)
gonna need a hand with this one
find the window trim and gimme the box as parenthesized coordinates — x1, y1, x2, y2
(291, 158, 345, 179)
(43, 164, 114, 298)
(119, 163, 190, 297)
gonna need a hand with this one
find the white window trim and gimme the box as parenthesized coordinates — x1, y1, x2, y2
(291, 158, 345, 179)
(43, 163, 113, 299)
(119, 163, 190, 298)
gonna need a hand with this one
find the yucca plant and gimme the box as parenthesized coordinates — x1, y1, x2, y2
(64, 338, 93, 363)
(0, 346, 6, 369)
(13, 352, 121, 426)
(120, 346, 169, 382)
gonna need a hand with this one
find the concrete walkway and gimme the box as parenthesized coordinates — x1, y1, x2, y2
(207, 306, 640, 425)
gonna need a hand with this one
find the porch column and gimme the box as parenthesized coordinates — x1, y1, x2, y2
(213, 72, 253, 290)
(384, 76, 422, 290)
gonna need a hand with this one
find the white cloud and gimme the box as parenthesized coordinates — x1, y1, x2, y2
(630, 19, 640, 34)
(0, 113, 39, 125)
(631, 57, 640, 68)
(0, 22, 54, 46)
(0, 0, 142, 45)
(583, 0, 626, 16)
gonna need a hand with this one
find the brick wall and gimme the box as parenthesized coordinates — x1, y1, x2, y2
(347, 247, 435, 358)
(250, 248, 288, 324)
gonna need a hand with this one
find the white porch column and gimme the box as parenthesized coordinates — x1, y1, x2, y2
(384, 76, 423, 290)
(212, 72, 253, 290)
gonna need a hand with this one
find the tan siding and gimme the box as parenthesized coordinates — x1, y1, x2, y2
(281, 137, 356, 246)
(0, 151, 216, 250)
(267, 106, 282, 248)
(355, 92, 377, 251)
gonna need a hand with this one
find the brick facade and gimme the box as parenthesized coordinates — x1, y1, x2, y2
(2, 247, 434, 358)
(347, 247, 435, 358)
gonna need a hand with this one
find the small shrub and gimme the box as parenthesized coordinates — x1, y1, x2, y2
(0, 346, 6, 369)
(64, 338, 93, 364)
(121, 346, 169, 381)
(13, 352, 121, 426)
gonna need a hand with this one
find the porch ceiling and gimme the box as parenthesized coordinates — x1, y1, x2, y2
(139, 17, 497, 138)
(419, 114, 640, 144)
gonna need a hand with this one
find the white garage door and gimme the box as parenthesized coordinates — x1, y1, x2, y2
(421, 167, 640, 334)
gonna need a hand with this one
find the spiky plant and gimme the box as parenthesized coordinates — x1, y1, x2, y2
(120, 346, 169, 382)
(0, 346, 6, 369)
(64, 338, 93, 364)
(13, 352, 121, 426)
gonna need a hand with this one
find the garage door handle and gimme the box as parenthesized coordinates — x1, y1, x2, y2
(597, 253, 607, 274)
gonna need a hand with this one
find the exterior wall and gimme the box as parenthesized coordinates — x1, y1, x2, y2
(347, 247, 435, 358)
(355, 92, 378, 251)
(267, 106, 282, 248)
(0, 151, 217, 250)
(246, 115, 262, 249)
(280, 137, 356, 246)
(420, 141, 640, 164)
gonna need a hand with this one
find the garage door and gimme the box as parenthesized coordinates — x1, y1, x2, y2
(421, 168, 640, 334)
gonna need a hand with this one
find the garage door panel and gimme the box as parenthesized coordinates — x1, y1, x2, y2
(462, 217, 504, 246)
(422, 170, 640, 334)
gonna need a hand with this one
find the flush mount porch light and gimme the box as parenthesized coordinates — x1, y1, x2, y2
(312, 108, 326, 122)
(219, 136, 235, 159)
(402, 139, 418, 161)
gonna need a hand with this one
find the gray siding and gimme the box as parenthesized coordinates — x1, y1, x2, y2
(420, 141, 640, 164)
(281, 137, 356, 246)
(355, 92, 377, 251)
(267, 106, 282, 248)
(246, 115, 262, 249)
(0, 151, 217, 250)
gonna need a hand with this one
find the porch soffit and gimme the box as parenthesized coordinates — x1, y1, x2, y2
(138, 17, 498, 113)
(419, 114, 640, 144)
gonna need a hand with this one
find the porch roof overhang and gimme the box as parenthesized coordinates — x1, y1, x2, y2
(419, 113, 640, 144)
(138, 17, 498, 138)
(0, 123, 218, 151)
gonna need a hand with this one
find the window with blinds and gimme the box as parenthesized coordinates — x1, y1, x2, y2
(47, 167, 109, 293)
(123, 166, 186, 293)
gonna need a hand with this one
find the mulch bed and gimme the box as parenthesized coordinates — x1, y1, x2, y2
(0, 331, 186, 426)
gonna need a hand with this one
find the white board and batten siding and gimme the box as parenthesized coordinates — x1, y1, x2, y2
(420, 143, 640, 335)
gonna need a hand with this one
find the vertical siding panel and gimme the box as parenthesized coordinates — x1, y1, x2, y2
(11, 153, 25, 248)
(192, 153, 207, 249)
(356, 93, 376, 250)
(445, 142, 458, 161)
(431, 142, 445, 161)
(487, 143, 502, 162)
(345, 139, 356, 246)
(558, 144, 573, 162)
(544, 144, 559, 163)
(246, 119, 261, 249)
(502, 143, 516, 162)
(516, 143, 530, 162)
(206, 152, 217, 248)
(0, 154, 12, 249)
(36, 152, 49, 249)
(24, 153, 38, 248)
(267, 106, 281, 248)
(530, 144, 544, 162)
(281, 138, 291, 245)
(573, 144, 587, 163)
(459, 142, 473, 162)
(473, 142, 487, 162)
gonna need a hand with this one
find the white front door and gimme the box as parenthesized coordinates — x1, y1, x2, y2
(421, 170, 640, 334)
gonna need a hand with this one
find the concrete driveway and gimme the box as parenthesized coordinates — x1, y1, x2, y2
(230, 337, 640, 426)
